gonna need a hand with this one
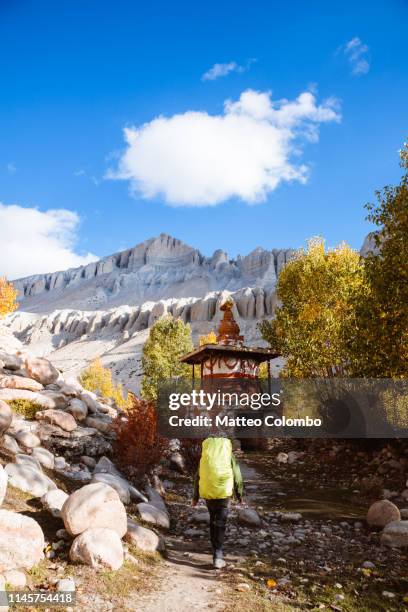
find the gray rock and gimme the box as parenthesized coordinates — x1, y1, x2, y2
(381, 520, 408, 548)
(0, 351, 23, 370)
(69, 527, 123, 570)
(31, 447, 55, 469)
(41, 488, 69, 517)
(13, 430, 41, 449)
(2, 569, 26, 588)
(137, 503, 170, 529)
(0, 509, 45, 570)
(238, 508, 261, 527)
(24, 355, 59, 385)
(91, 472, 130, 504)
(35, 409, 77, 432)
(125, 519, 164, 552)
(56, 577, 75, 592)
(0, 465, 7, 505)
(15, 453, 43, 472)
(5, 462, 57, 497)
(0, 375, 43, 392)
(66, 398, 88, 421)
(1, 433, 20, 454)
(0, 399, 12, 436)
(61, 482, 127, 537)
(80, 455, 96, 469)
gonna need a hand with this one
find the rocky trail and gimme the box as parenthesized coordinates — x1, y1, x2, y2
(149, 443, 408, 612)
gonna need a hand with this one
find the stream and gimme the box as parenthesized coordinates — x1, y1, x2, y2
(241, 453, 367, 520)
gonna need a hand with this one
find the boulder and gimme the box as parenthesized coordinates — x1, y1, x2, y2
(238, 508, 261, 527)
(69, 527, 123, 570)
(15, 453, 43, 472)
(137, 503, 170, 529)
(0, 351, 22, 370)
(80, 390, 102, 413)
(85, 415, 112, 434)
(1, 434, 21, 454)
(94, 456, 122, 476)
(0, 509, 45, 570)
(146, 486, 167, 514)
(35, 409, 77, 432)
(56, 577, 76, 592)
(13, 430, 41, 449)
(2, 569, 26, 588)
(125, 519, 163, 552)
(24, 355, 59, 385)
(91, 472, 130, 504)
(0, 375, 43, 392)
(381, 520, 408, 548)
(80, 456, 96, 469)
(61, 482, 127, 537)
(5, 463, 57, 497)
(1, 433, 21, 454)
(0, 388, 55, 409)
(40, 392, 69, 410)
(0, 400, 12, 436)
(0, 465, 7, 505)
(66, 399, 88, 421)
(41, 489, 69, 517)
(31, 447, 55, 469)
(367, 500, 401, 528)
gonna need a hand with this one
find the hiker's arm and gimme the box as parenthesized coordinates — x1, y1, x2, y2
(192, 469, 199, 504)
(231, 454, 244, 502)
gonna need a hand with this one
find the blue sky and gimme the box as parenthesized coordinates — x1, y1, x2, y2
(0, 0, 407, 278)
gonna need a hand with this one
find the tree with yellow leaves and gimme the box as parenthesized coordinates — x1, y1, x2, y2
(0, 277, 18, 318)
(260, 238, 365, 377)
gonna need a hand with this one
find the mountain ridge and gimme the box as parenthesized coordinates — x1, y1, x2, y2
(14, 233, 294, 314)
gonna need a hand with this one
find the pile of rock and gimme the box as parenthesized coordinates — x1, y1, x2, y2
(0, 349, 118, 469)
(367, 499, 408, 548)
(0, 349, 168, 583)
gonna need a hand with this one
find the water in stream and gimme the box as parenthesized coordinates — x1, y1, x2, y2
(241, 454, 367, 521)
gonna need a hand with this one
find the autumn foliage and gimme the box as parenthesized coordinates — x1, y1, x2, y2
(0, 277, 18, 318)
(80, 358, 131, 409)
(113, 395, 168, 480)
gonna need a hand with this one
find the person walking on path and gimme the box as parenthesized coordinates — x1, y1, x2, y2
(192, 437, 244, 569)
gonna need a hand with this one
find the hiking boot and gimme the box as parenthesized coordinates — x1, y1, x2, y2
(213, 557, 226, 569)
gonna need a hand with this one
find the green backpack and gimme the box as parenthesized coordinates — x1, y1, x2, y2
(199, 437, 234, 499)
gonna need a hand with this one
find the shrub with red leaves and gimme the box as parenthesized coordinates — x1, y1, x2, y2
(113, 395, 168, 481)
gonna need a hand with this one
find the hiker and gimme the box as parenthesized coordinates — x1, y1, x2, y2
(192, 437, 244, 569)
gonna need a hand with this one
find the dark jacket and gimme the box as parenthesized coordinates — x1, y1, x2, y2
(193, 453, 244, 503)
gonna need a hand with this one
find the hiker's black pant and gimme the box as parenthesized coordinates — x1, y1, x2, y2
(205, 498, 229, 557)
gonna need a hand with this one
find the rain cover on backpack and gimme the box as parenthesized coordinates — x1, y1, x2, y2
(199, 437, 234, 499)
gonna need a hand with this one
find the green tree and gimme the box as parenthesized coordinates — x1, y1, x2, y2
(349, 141, 408, 377)
(141, 316, 193, 402)
(79, 358, 131, 409)
(260, 238, 365, 377)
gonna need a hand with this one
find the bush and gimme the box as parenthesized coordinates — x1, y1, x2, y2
(113, 396, 168, 480)
(79, 359, 131, 409)
(8, 399, 43, 420)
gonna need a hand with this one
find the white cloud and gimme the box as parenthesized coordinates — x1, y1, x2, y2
(108, 89, 341, 206)
(343, 37, 370, 76)
(202, 59, 255, 81)
(0, 203, 98, 280)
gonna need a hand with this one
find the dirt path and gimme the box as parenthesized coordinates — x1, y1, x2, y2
(133, 537, 227, 612)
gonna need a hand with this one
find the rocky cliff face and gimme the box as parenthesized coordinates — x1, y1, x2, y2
(14, 234, 294, 314)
